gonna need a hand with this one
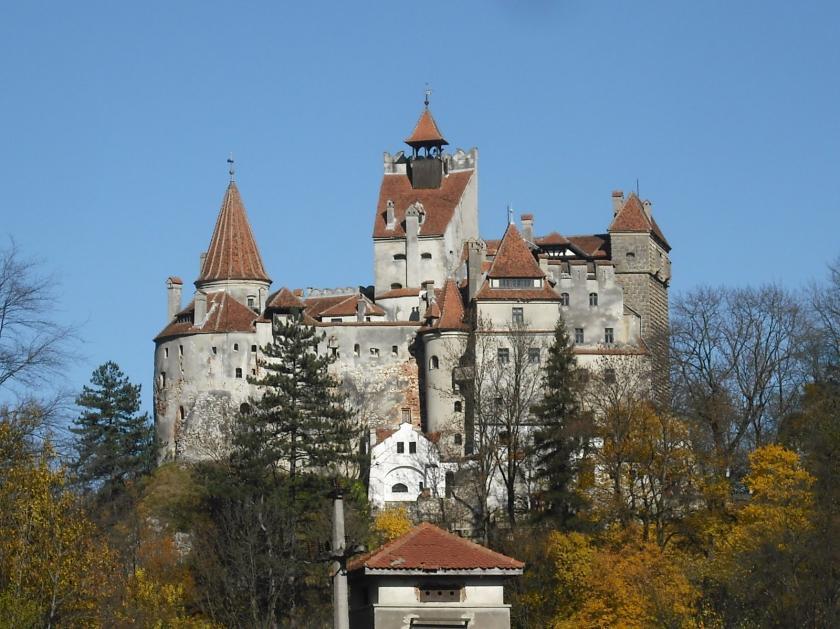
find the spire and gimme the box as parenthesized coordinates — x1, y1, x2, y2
(405, 90, 448, 149)
(196, 177, 271, 284)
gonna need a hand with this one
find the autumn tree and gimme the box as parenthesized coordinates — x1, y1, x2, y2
(71, 361, 155, 498)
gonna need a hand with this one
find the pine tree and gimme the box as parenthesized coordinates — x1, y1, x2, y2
(72, 361, 154, 495)
(532, 318, 589, 528)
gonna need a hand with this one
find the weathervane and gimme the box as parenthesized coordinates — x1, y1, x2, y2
(227, 154, 235, 182)
(507, 204, 514, 225)
(424, 83, 432, 109)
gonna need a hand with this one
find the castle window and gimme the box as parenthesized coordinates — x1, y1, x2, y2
(512, 307, 524, 324)
(391, 483, 408, 493)
(604, 368, 616, 384)
(390, 282, 403, 289)
(392, 345, 398, 357)
(454, 433, 463, 445)
(251, 344, 257, 353)
(179, 345, 183, 357)
(354, 344, 360, 356)
(579, 368, 591, 385)
(430, 355, 439, 369)
(331, 318, 342, 323)
(589, 293, 598, 307)
(575, 328, 585, 344)
(445, 471, 455, 498)
(402, 408, 411, 423)
(239, 403, 250, 415)
(393, 254, 406, 261)
(370, 347, 380, 358)
(159, 372, 166, 388)
(626, 251, 636, 261)
(497, 348, 510, 365)
(560, 292, 570, 307)
(178, 405, 185, 421)
(235, 368, 242, 379)
(529, 347, 541, 364)
(397, 442, 405, 454)
(164, 347, 169, 359)
(247, 295, 256, 309)
(212, 346, 217, 355)
(233, 343, 239, 351)
(421, 252, 432, 260)
(409, 441, 417, 454)
(454, 401, 462, 413)
(251, 368, 256, 376)
(330, 347, 338, 358)
(604, 328, 614, 344)
(499, 278, 535, 289)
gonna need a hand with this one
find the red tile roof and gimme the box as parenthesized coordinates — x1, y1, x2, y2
(318, 294, 385, 318)
(376, 287, 421, 299)
(475, 282, 562, 301)
(302, 294, 354, 319)
(167, 276, 183, 285)
(567, 235, 609, 258)
(405, 109, 448, 147)
(197, 183, 270, 283)
(535, 231, 570, 246)
(348, 522, 523, 572)
(487, 223, 544, 279)
(372, 170, 474, 238)
(436, 279, 467, 330)
(154, 291, 261, 341)
(608, 193, 670, 250)
(266, 287, 305, 311)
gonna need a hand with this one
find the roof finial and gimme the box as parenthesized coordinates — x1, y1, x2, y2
(424, 83, 431, 109)
(227, 153, 235, 182)
(507, 204, 514, 225)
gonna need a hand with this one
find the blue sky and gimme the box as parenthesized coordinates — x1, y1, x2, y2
(2, 1, 838, 415)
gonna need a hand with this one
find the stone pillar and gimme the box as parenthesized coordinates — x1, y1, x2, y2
(466, 239, 486, 302)
(166, 277, 183, 320)
(194, 291, 207, 325)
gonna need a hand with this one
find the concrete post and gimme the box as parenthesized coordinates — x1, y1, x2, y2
(332, 494, 349, 629)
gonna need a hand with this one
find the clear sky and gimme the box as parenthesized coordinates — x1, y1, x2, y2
(1, 1, 838, 415)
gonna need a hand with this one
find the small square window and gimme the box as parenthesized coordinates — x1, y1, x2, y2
(512, 307, 524, 324)
(370, 347, 379, 357)
(529, 347, 541, 364)
(397, 442, 405, 454)
(392, 345, 398, 356)
(233, 343, 239, 351)
(402, 408, 411, 423)
(235, 368, 242, 379)
(454, 433, 463, 445)
(575, 328, 585, 344)
(497, 348, 510, 364)
(212, 346, 217, 355)
(331, 318, 342, 323)
(409, 442, 417, 454)
(251, 345, 257, 353)
(604, 328, 614, 344)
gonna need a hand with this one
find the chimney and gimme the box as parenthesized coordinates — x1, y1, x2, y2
(643, 199, 653, 220)
(258, 286, 267, 312)
(356, 295, 366, 322)
(194, 291, 207, 326)
(166, 276, 183, 320)
(466, 239, 487, 301)
(199, 251, 207, 276)
(520, 213, 534, 243)
(611, 190, 625, 216)
(405, 203, 422, 287)
(385, 199, 395, 230)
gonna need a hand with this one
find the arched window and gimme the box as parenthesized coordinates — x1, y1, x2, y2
(390, 282, 403, 289)
(589, 293, 598, 307)
(353, 344, 360, 356)
(233, 343, 239, 351)
(430, 355, 439, 369)
(560, 292, 570, 306)
(235, 368, 242, 379)
(391, 483, 408, 493)
(421, 252, 432, 260)
(239, 403, 250, 415)
(454, 401, 462, 413)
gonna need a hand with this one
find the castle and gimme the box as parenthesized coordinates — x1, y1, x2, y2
(153, 102, 671, 508)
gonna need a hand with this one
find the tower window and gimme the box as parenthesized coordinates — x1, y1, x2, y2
(251, 344, 257, 353)
(235, 368, 242, 379)
(402, 408, 411, 423)
(353, 344, 360, 356)
(529, 348, 541, 364)
(454, 433, 462, 445)
(391, 483, 408, 493)
(247, 295, 256, 309)
(397, 442, 405, 454)
(497, 348, 510, 364)
(164, 347, 169, 359)
(393, 254, 406, 261)
(212, 346, 217, 355)
(370, 347, 380, 358)
(390, 282, 403, 289)
(392, 345, 398, 357)
(239, 403, 250, 415)
(430, 355, 439, 369)
(604, 328, 614, 344)
(179, 345, 183, 357)
(445, 471, 455, 498)
(512, 307, 524, 324)
(454, 401, 462, 413)
(421, 252, 432, 260)
(233, 343, 239, 351)
(409, 441, 417, 454)
(560, 292, 570, 307)
(159, 372, 166, 388)
(589, 293, 598, 307)
(575, 328, 585, 344)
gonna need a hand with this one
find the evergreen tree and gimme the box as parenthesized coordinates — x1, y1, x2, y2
(72, 361, 154, 495)
(228, 313, 359, 622)
(532, 318, 589, 528)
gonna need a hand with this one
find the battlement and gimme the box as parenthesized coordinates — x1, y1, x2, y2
(383, 147, 477, 175)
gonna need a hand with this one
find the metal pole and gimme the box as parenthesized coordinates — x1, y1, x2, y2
(332, 494, 349, 629)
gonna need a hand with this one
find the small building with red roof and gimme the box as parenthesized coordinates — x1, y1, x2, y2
(348, 522, 523, 629)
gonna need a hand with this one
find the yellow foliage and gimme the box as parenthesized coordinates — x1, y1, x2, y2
(371, 505, 413, 544)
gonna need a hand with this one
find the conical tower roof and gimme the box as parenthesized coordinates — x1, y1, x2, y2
(197, 182, 270, 284)
(405, 108, 449, 148)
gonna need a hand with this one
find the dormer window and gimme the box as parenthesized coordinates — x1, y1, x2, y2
(494, 277, 543, 289)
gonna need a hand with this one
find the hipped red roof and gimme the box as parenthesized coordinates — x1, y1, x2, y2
(487, 223, 545, 279)
(154, 292, 261, 341)
(266, 287, 305, 311)
(348, 522, 523, 572)
(197, 182, 270, 283)
(405, 109, 448, 147)
(608, 193, 670, 251)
